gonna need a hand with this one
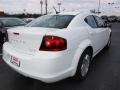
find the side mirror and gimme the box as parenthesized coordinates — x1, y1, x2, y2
(103, 23, 111, 28)
(106, 23, 111, 28)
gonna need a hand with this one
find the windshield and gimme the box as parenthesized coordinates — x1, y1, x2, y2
(1, 18, 26, 27)
(26, 15, 75, 29)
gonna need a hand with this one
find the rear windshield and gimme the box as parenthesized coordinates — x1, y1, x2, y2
(0, 18, 26, 27)
(26, 15, 75, 29)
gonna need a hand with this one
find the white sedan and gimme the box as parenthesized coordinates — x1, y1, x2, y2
(2, 12, 111, 83)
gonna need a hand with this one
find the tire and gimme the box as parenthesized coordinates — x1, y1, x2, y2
(73, 49, 92, 80)
(105, 34, 111, 49)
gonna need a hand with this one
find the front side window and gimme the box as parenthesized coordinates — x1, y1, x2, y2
(84, 15, 97, 28)
(26, 15, 75, 29)
(94, 16, 105, 28)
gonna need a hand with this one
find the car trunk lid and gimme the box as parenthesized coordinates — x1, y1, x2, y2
(7, 27, 58, 54)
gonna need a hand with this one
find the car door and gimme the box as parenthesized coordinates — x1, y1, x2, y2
(93, 15, 110, 48)
(84, 15, 104, 54)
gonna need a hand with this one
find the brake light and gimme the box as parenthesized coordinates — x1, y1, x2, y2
(40, 36, 67, 51)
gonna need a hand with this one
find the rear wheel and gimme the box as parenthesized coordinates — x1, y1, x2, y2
(73, 49, 92, 80)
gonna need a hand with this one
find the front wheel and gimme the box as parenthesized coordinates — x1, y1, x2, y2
(73, 49, 92, 80)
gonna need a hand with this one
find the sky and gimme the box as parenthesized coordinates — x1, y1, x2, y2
(0, 0, 120, 14)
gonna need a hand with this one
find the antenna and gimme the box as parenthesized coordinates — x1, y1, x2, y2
(53, 6, 60, 14)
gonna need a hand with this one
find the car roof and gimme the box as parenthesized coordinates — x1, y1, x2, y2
(51, 11, 98, 17)
(59, 12, 81, 15)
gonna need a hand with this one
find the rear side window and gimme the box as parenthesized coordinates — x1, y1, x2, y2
(84, 15, 97, 28)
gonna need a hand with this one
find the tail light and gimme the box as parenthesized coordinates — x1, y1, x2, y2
(40, 36, 67, 51)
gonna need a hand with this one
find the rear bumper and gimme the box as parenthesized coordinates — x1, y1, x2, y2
(3, 42, 75, 83)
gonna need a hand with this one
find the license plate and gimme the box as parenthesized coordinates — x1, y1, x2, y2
(10, 56, 20, 67)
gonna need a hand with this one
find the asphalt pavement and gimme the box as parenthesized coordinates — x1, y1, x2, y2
(0, 23, 120, 90)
